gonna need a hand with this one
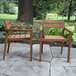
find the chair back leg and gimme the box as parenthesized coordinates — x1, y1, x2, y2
(7, 42, 10, 53)
(61, 42, 63, 54)
(41, 42, 43, 54)
(40, 41, 43, 61)
(30, 38, 32, 61)
(67, 41, 71, 62)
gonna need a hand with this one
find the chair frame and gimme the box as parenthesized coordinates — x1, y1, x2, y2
(40, 20, 71, 62)
(3, 20, 32, 61)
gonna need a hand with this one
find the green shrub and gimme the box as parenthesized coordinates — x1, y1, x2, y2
(0, 21, 5, 31)
(45, 24, 76, 42)
(1, 31, 6, 35)
(0, 37, 5, 43)
(33, 0, 51, 19)
(9, 6, 18, 15)
(45, 28, 62, 36)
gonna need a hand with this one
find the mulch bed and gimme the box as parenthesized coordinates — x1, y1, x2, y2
(14, 40, 68, 47)
(0, 40, 76, 48)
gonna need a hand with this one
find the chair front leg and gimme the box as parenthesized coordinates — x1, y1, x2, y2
(40, 40, 43, 61)
(67, 33, 71, 62)
(41, 42, 43, 54)
(67, 40, 71, 62)
(40, 28, 44, 61)
(3, 33, 8, 60)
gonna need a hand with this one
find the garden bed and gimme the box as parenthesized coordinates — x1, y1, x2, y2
(0, 20, 76, 48)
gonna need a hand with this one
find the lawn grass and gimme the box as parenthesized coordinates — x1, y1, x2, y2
(0, 14, 17, 20)
(0, 14, 76, 26)
(34, 20, 42, 24)
(46, 15, 75, 20)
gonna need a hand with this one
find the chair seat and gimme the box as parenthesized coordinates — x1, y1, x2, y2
(42, 35, 68, 42)
(8, 34, 30, 41)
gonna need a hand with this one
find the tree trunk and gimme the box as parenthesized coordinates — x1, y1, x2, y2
(68, 0, 72, 20)
(18, 0, 33, 24)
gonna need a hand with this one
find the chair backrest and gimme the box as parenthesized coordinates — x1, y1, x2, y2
(42, 20, 64, 28)
(4, 20, 12, 30)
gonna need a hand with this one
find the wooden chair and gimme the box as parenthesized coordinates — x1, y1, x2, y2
(40, 20, 71, 62)
(3, 20, 32, 61)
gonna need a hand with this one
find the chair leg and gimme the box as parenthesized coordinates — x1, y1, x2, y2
(40, 41, 42, 61)
(61, 42, 63, 54)
(67, 41, 71, 62)
(30, 39, 32, 61)
(3, 35, 8, 60)
(41, 42, 43, 54)
(7, 42, 10, 53)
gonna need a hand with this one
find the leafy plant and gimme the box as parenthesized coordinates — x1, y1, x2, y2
(0, 21, 5, 31)
(33, 0, 51, 19)
(72, 33, 76, 41)
(0, 37, 5, 43)
(45, 24, 76, 42)
(45, 28, 62, 36)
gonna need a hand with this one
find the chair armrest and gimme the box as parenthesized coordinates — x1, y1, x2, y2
(64, 28, 71, 33)
(63, 28, 72, 40)
(10, 26, 32, 29)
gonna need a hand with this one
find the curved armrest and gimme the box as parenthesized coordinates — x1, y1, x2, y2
(64, 28, 71, 33)
(63, 28, 72, 40)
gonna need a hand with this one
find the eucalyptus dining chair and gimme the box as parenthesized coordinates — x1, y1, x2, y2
(40, 20, 71, 62)
(3, 20, 32, 61)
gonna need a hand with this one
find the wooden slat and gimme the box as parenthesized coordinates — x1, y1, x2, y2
(8, 35, 15, 38)
(8, 38, 30, 41)
(14, 34, 16, 37)
(25, 34, 30, 38)
(43, 20, 64, 28)
(7, 29, 32, 32)
(19, 34, 21, 38)
(24, 34, 26, 38)
(11, 26, 32, 29)
(42, 36, 68, 42)
(43, 24, 64, 28)
(20, 35, 25, 38)
(8, 34, 30, 40)
(43, 20, 64, 24)
(44, 36, 65, 39)
(15, 35, 20, 38)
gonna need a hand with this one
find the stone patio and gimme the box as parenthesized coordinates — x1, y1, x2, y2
(0, 43, 76, 76)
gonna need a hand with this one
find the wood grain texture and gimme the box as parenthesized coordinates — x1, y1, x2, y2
(43, 20, 64, 28)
